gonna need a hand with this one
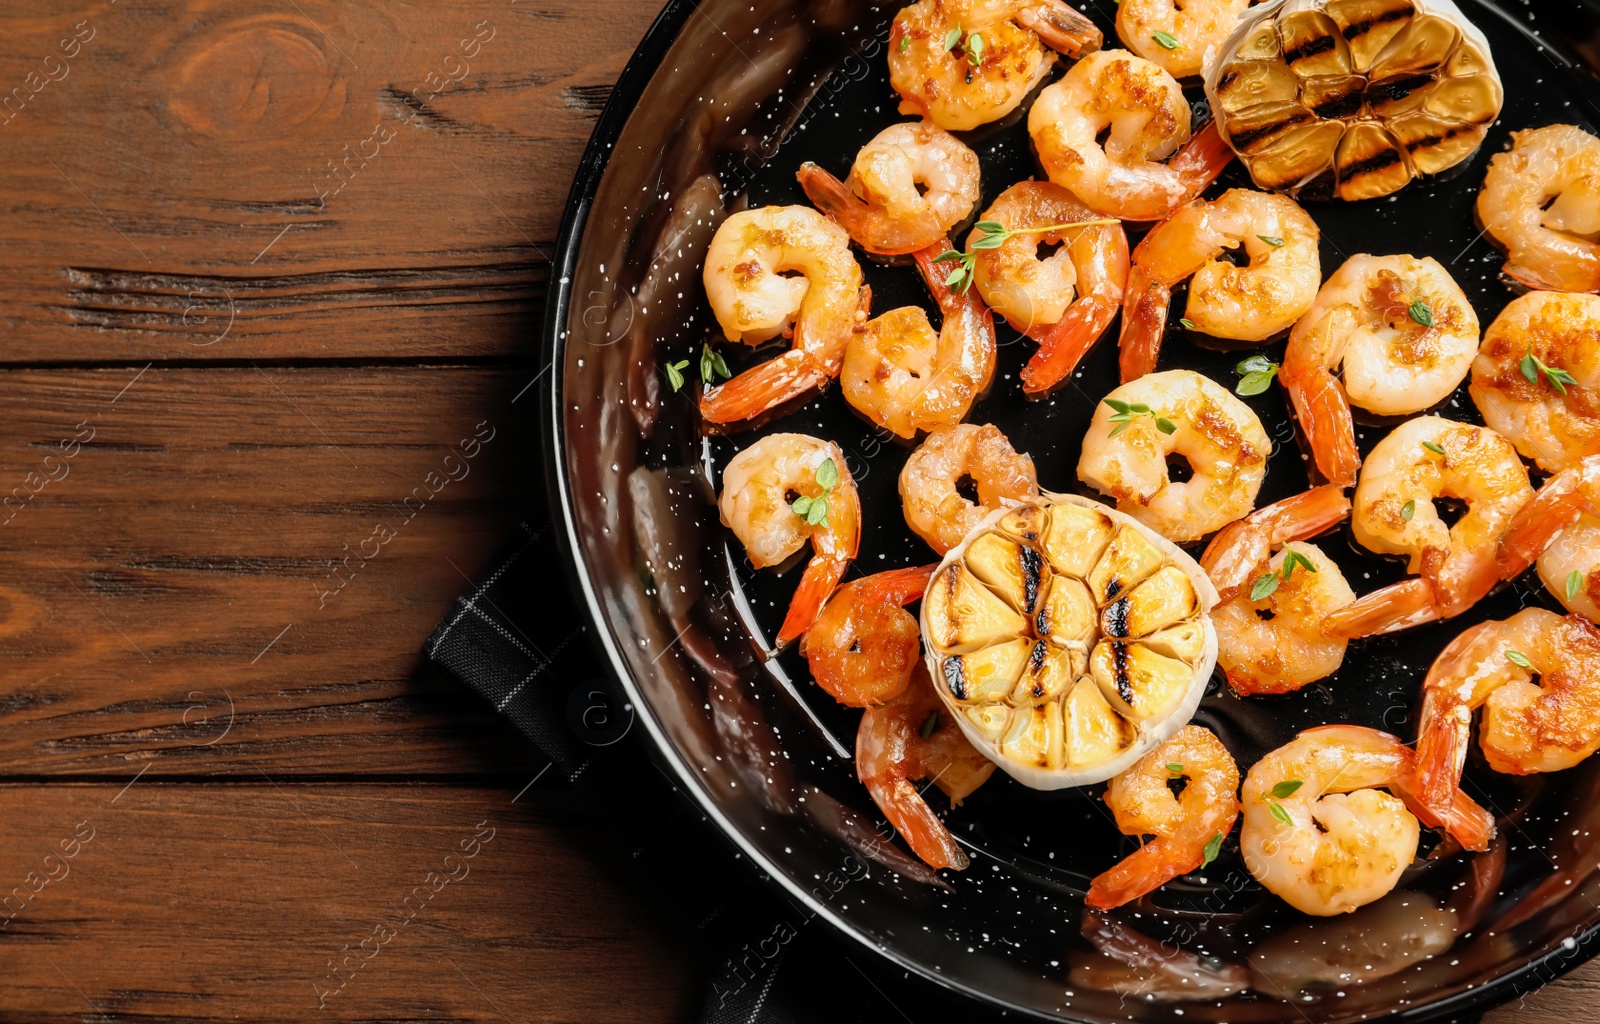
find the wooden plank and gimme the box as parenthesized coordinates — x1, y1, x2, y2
(1488, 963, 1600, 1023)
(0, 783, 699, 1022)
(0, 0, 650, 362)
(0, 365, 556, 775)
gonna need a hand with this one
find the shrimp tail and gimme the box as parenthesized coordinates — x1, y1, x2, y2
(1086, 816, 1236, 910)
(1170, 120, 1234, 203)
(1394, 767, 1496, 853)
(1496, 458, 1600, 578)
(868, 777, 970, 870)
(858, 563, 938, 605)
(1283, 361, 1361, 487)
(699, 349, 833, 425)
(1410, 620, 1503, 843)
(1021, 297, 1118, 394)
(797, 162, 870, 236)
(1118, 264, 1168, 383)
(1320, 577, 1438, 639)
(777, 550, 850, 645)
(1015, 0, 1102, 59)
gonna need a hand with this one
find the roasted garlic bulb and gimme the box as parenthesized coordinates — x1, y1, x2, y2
(1204, 0, 1503, 201)
(921, 492, 1218, 789)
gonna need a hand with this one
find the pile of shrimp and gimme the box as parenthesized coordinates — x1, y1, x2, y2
(677, 0, 1600, 931)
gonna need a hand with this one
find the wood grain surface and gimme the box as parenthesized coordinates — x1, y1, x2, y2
(0, 1, 1591, 1020)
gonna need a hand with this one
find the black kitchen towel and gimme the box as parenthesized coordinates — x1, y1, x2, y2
(423, 519, 966, 1024)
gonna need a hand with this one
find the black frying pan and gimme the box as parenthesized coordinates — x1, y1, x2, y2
(542, 0, 1600, 1018)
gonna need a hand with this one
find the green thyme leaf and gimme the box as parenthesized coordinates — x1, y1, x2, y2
(1103, 398, 1133, 415)
(1269, 779, 1303, 799)
(701, 345, 731, 383)
(970, 232, 1007, 250)
(1569, 569, 1585, 602)
(1401, 499, 1416, 523)
(806, 495, 830, 527)
(815, 457, 839, 490)
(664, 359, 689, 392)
(899, 33, 910, 53)
(1178, 317, 1196, 330)
(1201, 831, 1223, 867)
(1234, 355, 1280, 397)
(1423, 440, 1446, 456)
(790, 495, 813, 518)
(1151, 30, 1181, 49)
(965, 31, 984, 63)
(920, 710, 939, 739)
(1167, 762, 1184, 773)
(1546, 366, 1578, 395)
(1108, 420, 1131, 438)
(1280, 548, 1318, 582)
(973, 220, 1005, 235)
(1506, 649, 1532, 670)
(944, 26, 962, 50)
(932, 249, 964, 263)
(1521, 351, 1541, 385)
(1250, 572, 1279, 602)
(1257, 235, 1286, 247)
(1408, 300, 1434, 328)
(1269, 801, 1293, 826)
(1155, 417, 1177, 434)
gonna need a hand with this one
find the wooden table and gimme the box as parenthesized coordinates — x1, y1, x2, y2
(0, 3, 1589, 1020)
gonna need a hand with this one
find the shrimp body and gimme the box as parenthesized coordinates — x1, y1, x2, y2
(1241, 726, 1493, 916)
(797, 122, 981, 255)
(888, 0, 1102, 132)
(802, 565, 937, 707)
(1029, 51, 1233, 223)
(969, 181, 1130, 395)
(1477, 124, 1600, 293)
(841, 242, 996, 438)
(900, 422, 1038, 554)
(1200, 485, 1355, 696)
(1077, 369, 1271, 543)
(1415, 609, 1600, 827)
(1324, 417, 1532, 638)
(858, 665, 997, 870)
(1115, 0, 1251, 79)
(1470, 291, 1600, 475)
(719, 433, 862, 644)
(700, 207, 867, 424)
(1121, 188, 1320, 381)
(1498, 454, 1600, 620)
(1086, 725, 1240, 909)
(1283, 255, 1478, 487)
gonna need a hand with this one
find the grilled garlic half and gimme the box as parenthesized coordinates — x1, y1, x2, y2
(1204, 0, 1503, 201)
(921, 491, 1218, 789)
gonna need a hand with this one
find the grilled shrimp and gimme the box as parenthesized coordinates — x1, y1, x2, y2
(1470, 291, 1600, 475)
(1324, 417, 1533, 639)
(1498, 454, 1600, 621)
(1086, 725, 1241, 909)
(1029, 50, 1233, 223)
(1077, 369, 1271, 544)
(1200, 485, 1355, 696)
(1283, 254, 1479, 488)
(1240, 725, 1494, 916)
(1414, 608, 1600, 830)
(858, 664, 996, 870)
(797, 122, 981, 256)
(1115, 0, 1251, 79)
(700, 207, 868, 424)
(841, 242, 996, 438)
(719, 433, 862, 645)
(802, 565, 937, 707)
(888, 0, 1102, 132)
(969, 181, 1129, 395)
(1121, 188, 1320, 382)
(900, 422, 1038, 554)
(1477, 124, 1600, 294)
